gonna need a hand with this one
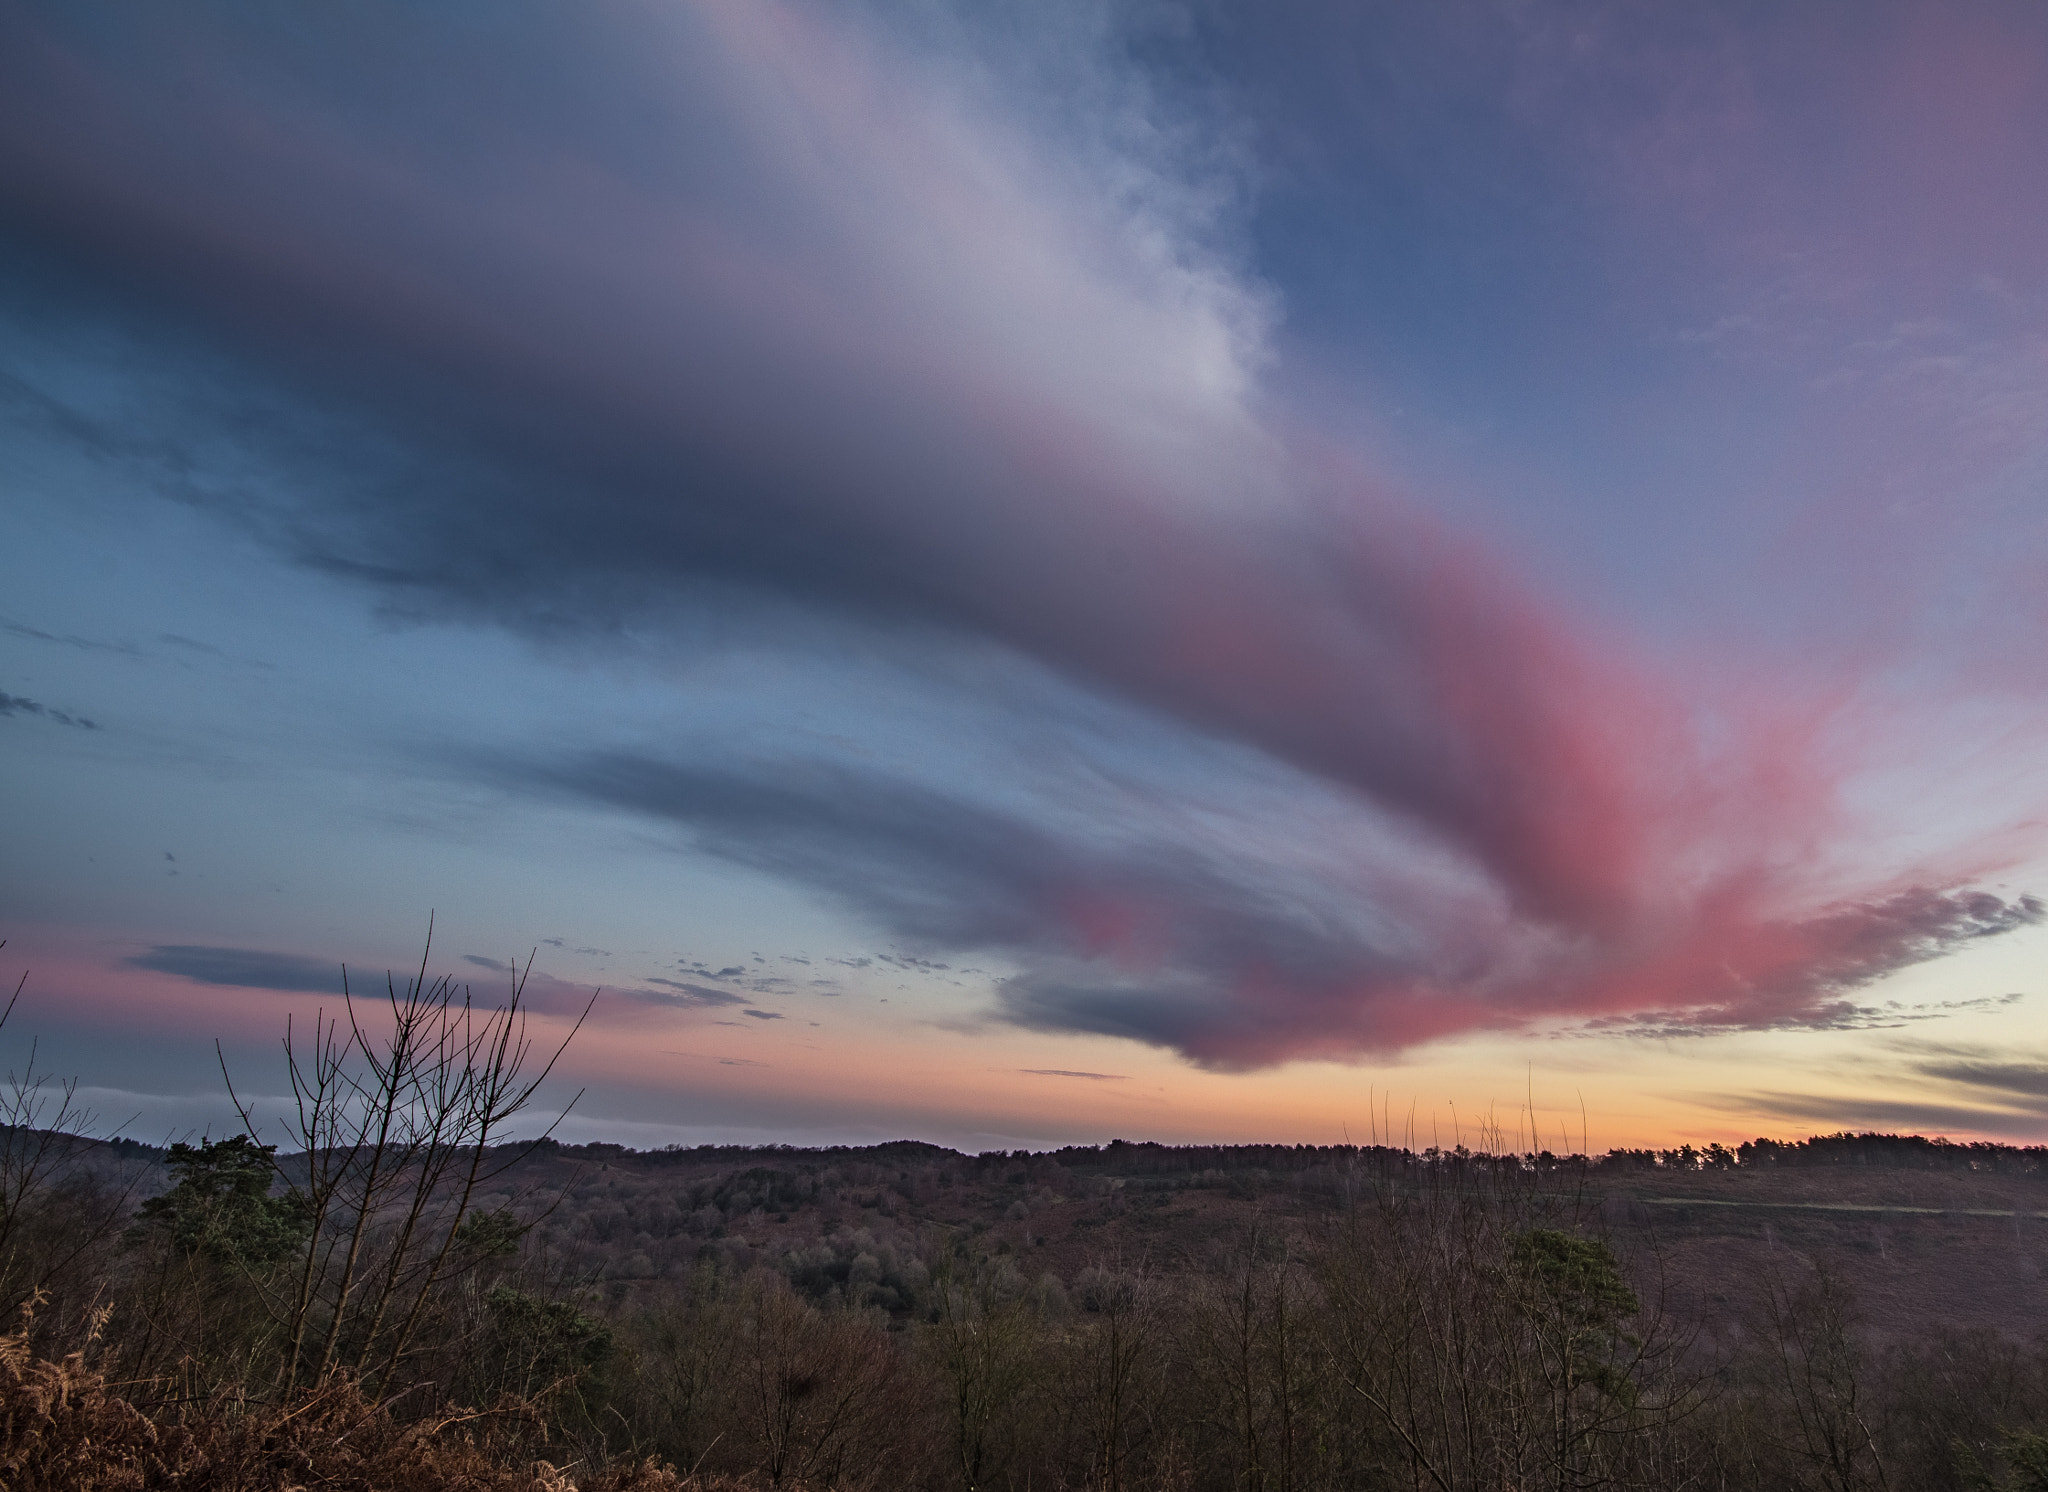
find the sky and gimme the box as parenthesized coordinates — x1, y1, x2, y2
(4, 0, 2048, 1155)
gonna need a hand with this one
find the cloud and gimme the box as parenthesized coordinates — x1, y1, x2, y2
(460, 967, 705, 1020)
(1913, 1059, 2048, 1102)
(158, 633, 224, 656)
(640, 979, 748, 1009)
(1020, 1069, 1128, 1081)
(1572, 892, 2046, 1039)
(1, 0, 1671, 925)
(742, 1009, 784, 1021)
(1891, 1039, 2048, 1112)
(127, 945, 618, 1022)
(0, 10, 1817, 919)
(1, 617, 140, 656)
(484, 747, 2044, 1068)
(127, 944, 341, 993)
(0, 690, 98, 729)
(1713, 1036, 2048, 1138)
(1719, 1090, 2043, 1137)
(5, 2, 2043, 1067)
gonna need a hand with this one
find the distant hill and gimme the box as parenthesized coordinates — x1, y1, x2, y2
(32, 1123, 2048, 1347)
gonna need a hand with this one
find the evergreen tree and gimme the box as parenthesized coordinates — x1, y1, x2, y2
(131, 1134, 309, 1265)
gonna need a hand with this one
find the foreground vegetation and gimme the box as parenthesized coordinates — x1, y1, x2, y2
(5, 956, 2048, 1489)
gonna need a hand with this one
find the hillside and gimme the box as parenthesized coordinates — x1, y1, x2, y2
(280, 1131, 2048, 1344)
(10, 1125, 2048, 1490)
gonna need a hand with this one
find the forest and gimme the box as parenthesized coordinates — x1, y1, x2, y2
(5, 966, 2048, 1491)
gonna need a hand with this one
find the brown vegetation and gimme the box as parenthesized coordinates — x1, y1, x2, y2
(8, 946, 2048, 1488)
(0, 1314, 690, 1491)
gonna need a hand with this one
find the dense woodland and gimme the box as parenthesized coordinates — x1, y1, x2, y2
(6, 966, 2048, 1490)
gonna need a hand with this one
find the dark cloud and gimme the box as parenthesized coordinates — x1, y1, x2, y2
(479, 752, 1405, 1046)
(1914, 1060, 2048, 1102)
(640, 978, 747, 1009)
(1020, 1069, 1128, 1081)
(0, 690, 98, 729)
(128, 944, 608, 1018)
(1886, 1039, 2048, 1108)
(1714, 1038, 2048, 1138)
(1720, 1090, 2042, 1136)
(742, 1009, 784, 1021)
(1776, 890, 2042, 992)
(480, 747, 2042, 1068)
(127, 944, 340, 993)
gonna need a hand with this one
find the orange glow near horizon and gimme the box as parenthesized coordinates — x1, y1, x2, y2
(18, 915, 2043, 1156)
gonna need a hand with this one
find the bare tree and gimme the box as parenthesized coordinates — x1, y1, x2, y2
(1761, 1260, 1891, 1492)
(929, 1247, 1039, 1492)
(1318, 1146, 1700, 1492)
(1185, 1230, 1318, 1492)
(619, 1263, 741, 1473)
(225, 929, 590, 1397)
(1068, 1260, 1161, 1492)
(0, 951, 133, 1338)
(730, 1273, 912, 1488)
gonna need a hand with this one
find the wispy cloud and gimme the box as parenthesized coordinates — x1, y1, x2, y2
(641, 978, 748, 1009)
(1913, 1058, 2048, 1103)
(158, 632, 273, 669)
(1, 616, 141, 657)
(478, 747, 2043, 1069)
(0, 689, 98, 729)
(1719, 1091, 2040, 1137)
(127, 945, 341, 994)
(1712, 1035, 2048, 1138)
